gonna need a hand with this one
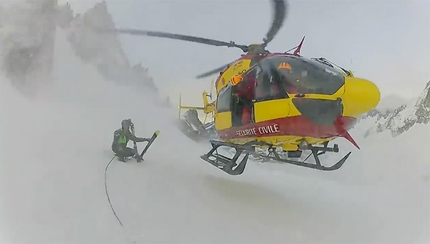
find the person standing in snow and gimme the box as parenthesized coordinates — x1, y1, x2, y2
(111, 119, 150, 162)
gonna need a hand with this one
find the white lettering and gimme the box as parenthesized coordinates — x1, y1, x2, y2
(235, 124, 280, 137)
(236, 128, 257, 137)
(258, 126, 266, 134)
(258, 124, 280, 135)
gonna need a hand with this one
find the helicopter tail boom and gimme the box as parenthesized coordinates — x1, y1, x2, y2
(200, 140, 351, 175)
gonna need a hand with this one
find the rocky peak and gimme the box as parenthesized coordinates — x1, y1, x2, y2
(363, 81, 430, 137)
(58, 1, 159, 93)
(414, 81, 430, 124)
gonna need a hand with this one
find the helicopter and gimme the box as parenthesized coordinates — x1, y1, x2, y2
(92, 0, 381, 175)
(176, 80, 218, 142)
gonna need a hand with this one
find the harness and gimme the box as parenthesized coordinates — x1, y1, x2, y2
(118, 135, 127, 144)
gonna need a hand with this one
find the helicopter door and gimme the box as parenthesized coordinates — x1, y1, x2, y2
(214, 84, 233, 130)
(253, 64, 290, 123)
(232, 68, 259, 126)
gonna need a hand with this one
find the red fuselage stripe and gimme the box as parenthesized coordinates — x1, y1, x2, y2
(218, 116, 357, 139)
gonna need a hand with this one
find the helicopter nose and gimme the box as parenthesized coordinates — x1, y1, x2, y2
(341, 77, 381, 117)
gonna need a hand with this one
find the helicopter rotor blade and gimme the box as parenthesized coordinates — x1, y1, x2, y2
(196, 0, 288, 79)
(195, 63, 231, 79)
(91, 0, 288, 80)
(91, 26, 250, 52)
(262, 0, 288, 47)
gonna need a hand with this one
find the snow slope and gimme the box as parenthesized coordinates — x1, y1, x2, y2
(1, 28, 429, 244)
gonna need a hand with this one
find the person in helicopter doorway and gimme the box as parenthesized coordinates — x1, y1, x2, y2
(111, 119, 151, 162)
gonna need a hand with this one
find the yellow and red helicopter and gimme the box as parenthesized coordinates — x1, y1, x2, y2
(93, 0, 381, 175)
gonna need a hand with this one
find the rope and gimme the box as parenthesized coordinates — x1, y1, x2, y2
(104, 155, 124, 227)
(104, 155, 139, 244)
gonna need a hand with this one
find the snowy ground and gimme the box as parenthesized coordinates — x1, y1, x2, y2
(1, 28, 429, 244)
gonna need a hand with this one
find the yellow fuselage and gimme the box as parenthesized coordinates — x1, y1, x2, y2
(212, 55, 380, 151)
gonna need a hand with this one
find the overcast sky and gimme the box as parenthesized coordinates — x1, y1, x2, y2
(64, 0, 429, 105)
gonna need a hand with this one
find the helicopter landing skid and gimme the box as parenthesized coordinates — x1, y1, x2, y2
(200, 141, 251, 175)
(200, 140, 351, 175)
(261, 146, 351, 171)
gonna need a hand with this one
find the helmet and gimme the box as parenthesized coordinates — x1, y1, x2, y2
(121, 119, 132, 128)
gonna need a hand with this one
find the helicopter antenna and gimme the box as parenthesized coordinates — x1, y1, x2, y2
(284, 46, 296, 53)
(284, 36, 305, 55)
(293, 36, 305, 55)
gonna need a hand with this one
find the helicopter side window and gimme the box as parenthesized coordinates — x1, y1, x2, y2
(216, 85, 233, 113)
(255, 71, 271, 101)
(238, 68, 258, 104)
(254, 64, 287, 102)
(267, 56, 345, 95)
(268, 68, 288, 99)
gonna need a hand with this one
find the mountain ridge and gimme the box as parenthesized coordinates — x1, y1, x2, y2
(362, 80, 430, 137)
(1, 0, 165, 102)
(57, 1, 160, 94)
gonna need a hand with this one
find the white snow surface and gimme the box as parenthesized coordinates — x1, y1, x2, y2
(1, 28, 429, 244)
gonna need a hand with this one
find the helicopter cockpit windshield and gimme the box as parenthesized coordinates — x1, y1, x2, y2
(258, 55, 345, 96)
